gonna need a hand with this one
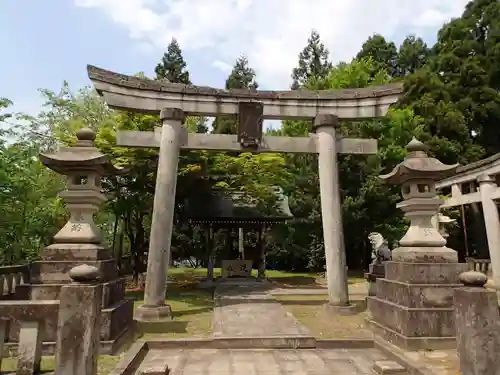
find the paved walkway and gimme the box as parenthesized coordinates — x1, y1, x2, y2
(133, 281, 388, 375)
(137, 348, 385, 375)
(212, 285, 312, 338)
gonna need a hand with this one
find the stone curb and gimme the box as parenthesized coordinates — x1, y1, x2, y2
(146, 336, 317, 349)
(315, 339, 374, 349)
(374, 337, 440, 375)
(108, 341, 148, 375)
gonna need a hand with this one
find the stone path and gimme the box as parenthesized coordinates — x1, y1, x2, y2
(133, 282, 392, 375)
(137, 348, 386, 375)
(212, 285, 312, 338)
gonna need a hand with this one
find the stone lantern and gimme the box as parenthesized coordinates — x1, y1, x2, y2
(379, 137, 459, 261)
(39, 128, 123, 246)
(367, 137, 468, 350)
(16, 128, 135, 353)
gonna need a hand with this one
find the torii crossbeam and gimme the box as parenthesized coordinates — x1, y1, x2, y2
(87, 65, 403, 321)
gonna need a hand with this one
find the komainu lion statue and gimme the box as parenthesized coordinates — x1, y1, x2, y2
(368, 232, 392, 265)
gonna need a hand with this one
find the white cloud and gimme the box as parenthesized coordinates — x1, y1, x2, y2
(211, 60, 233, 73)
(74, 0, 469, 89)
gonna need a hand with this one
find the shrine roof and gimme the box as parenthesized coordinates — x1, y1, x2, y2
(183, 188, 293, 225)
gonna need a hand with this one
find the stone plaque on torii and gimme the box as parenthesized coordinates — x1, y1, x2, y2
(87, 65, 403, 321)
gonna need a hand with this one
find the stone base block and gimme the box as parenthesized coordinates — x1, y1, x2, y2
(368, 281, 378, 296)
(41, 243, 112, 261)
(4, 323, 139, 356)
(376, 278, 461, 308)
(100, 299, 135, 341)
(391, 246, 458, 263)
(385, 261, 467, 284)
(368, 296, 455, 338)
(30, 259, 118, 283)
(135, 304, 172, 323)
(367, 318, 456, 351)
(18, 278, 126, 308)
(323, 302, 365, 316)
(6, 296, 134, 343)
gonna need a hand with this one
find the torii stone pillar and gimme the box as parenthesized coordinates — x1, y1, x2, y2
(314, 114, 350, 308)
(135, 108, 184, 321)
(478, 174, 500, 289)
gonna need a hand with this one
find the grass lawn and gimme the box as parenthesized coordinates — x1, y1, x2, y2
(127, 279, 214, 340)
(0, 355, 121, 375)
(166, 267, 366, 288)
(275, 294, 372, 339)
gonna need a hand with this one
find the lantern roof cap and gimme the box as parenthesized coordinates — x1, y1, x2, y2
(379, 137, 459, 185)
(39, 128, 125, 175)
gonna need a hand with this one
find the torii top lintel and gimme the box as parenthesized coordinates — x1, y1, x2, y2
(87, 65, 403, 120)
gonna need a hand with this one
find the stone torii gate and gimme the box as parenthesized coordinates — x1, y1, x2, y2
(87, 65, 403, 321)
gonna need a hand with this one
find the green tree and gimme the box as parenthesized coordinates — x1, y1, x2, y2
(428, 0, 500, 155)
(395, 35, 431, 77)
(291, 30, 332, 89)
(155, 38, 191, 84)
(225, 55, 258, 90)
(356, 34, 398, 77)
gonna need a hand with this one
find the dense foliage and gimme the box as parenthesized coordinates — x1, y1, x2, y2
(1, 0, 498, 272)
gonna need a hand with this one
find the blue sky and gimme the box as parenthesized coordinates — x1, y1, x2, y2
(1, 0, 469, 119)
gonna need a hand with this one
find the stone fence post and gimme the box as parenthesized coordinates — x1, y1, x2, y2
(454, 271, 500, 375)
(55, 265, 103, 375)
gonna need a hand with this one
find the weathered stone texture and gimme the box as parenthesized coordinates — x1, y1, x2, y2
(88, 64, 403, 101)
(454, 271, 500, 375)
(17, 321, 43, 375)
(55, 268, 102, 375)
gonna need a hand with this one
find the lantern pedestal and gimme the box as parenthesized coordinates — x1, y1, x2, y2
(16, 242, 134, 354)
(367, 250, 467, 350)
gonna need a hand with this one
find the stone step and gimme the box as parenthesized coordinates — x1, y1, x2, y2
(373, 360, 407, 375)
(136, 349, 182, 375)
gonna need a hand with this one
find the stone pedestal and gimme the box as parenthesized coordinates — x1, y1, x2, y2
(367, 253, 467, 350)
(13, 243, 134, 352)
(368, 138, 465, 350)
